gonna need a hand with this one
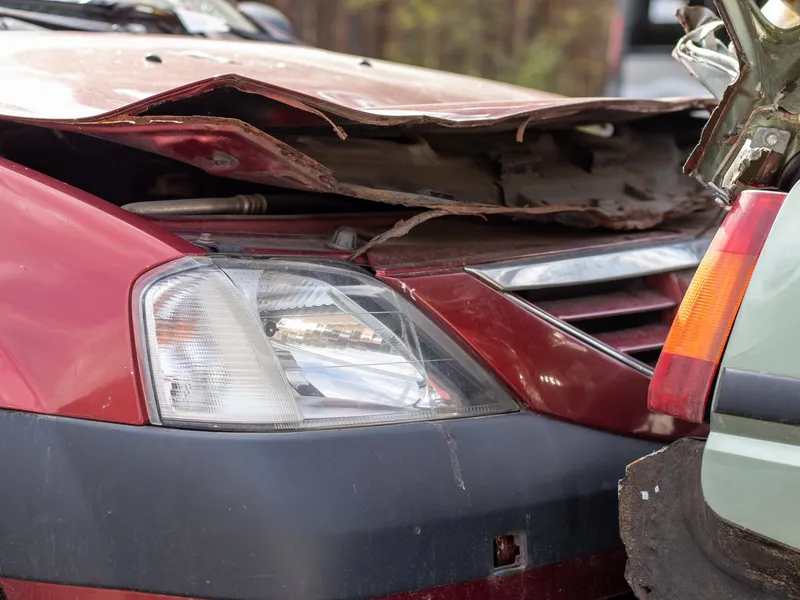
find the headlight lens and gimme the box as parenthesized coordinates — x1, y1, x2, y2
(134, 257, 517, 430)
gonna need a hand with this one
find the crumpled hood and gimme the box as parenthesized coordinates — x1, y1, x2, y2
(2, 31, 710, 124)
(0, 32, 716, 231)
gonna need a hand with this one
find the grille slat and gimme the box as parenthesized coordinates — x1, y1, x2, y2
(595, 324, 672, 354)
(537, 289, 676, 322)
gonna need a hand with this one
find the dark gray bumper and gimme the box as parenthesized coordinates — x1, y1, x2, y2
(0, 410, 658, 600)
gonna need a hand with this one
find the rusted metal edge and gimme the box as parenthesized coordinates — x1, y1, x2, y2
(11, 113, 674, 230)
(346, 204, 594, 260)
(1, 74, 716, 134)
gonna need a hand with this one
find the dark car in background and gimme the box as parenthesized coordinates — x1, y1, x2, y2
(0, 3, 715, 599)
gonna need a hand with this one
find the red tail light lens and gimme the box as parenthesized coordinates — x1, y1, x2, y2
(649, 190, 786, 422)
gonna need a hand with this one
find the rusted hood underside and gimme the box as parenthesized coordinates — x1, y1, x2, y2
(0, 32, 717, 229)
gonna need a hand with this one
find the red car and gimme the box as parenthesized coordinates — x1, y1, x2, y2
(0, 6, 711, 600)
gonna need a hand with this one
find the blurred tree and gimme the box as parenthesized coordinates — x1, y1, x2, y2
(266, 0, 618, 96)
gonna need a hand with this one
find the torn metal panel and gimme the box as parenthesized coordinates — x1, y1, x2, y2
(498, 127, 708, 230)
(1, 32, 713, 128)
(348, 210, 455, 260)
(53, 116, 339, 191)
(673, 9, 739, 101)
(0, 32, 717, 230)
(281, 136, 504, 207)
(679, 0, 800, 200)
(28, 109, 712, 230)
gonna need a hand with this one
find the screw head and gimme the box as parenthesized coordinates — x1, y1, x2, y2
(211, 152, 238, 168)
(264, 320, 278, 338)
(766, 132, 780, 147)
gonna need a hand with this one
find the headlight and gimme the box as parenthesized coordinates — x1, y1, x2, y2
(134, 257, 518, 430)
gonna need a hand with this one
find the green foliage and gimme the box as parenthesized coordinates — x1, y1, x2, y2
(271, 0, 616, 96)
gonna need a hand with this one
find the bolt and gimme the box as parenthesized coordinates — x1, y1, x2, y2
(766, 132, 780, 147)
(198, 233, 213, 242)
(264, 320, 278, 338)
(211, 151, 238, 168)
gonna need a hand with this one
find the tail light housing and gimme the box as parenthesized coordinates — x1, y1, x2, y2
(649, 190, 786, 422)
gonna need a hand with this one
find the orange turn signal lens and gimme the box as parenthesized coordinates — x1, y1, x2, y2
(649, 190, 786, 423)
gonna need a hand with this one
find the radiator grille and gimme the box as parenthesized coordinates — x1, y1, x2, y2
(517, 271, 695, 366)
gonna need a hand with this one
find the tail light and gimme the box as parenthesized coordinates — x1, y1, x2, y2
(648, 190, 786, 422)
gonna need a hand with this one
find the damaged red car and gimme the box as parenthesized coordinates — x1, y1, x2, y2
(0, 3, 713, 599)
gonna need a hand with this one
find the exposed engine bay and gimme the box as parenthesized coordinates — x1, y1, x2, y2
(0, 88, 714, 245)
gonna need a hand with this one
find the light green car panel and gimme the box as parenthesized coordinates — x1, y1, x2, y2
(702, 181, 800, 550)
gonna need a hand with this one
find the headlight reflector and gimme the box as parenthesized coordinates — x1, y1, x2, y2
(135, 258, 517, 430)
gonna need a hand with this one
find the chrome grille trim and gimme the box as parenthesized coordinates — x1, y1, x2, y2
(466, 238, 711, 292)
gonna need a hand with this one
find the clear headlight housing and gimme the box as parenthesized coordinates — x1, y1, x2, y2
(134, 257, 518, 430)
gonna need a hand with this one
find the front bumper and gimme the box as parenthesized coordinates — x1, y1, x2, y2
(0, 409, 658, 600)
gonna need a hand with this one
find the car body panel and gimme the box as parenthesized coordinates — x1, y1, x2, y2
(148, 208, 718, 274)
(0, 157, 199, 424)
(0, 552, 628, 600)
(0, 32, 710, 125)
(0, 32, 716, 231)
(702, 181, 800, 550)
(380, 272, 703, 441)
(0, 550, 627, 600)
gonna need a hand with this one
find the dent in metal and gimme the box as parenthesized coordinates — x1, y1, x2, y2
(465, 239, 711, 291)
(0, 33, 717, 230)
(0, 33, 712, 125)
(680, 0, 800, 198)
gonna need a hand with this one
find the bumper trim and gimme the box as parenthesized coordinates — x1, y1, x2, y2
(0, 551, 628, 600)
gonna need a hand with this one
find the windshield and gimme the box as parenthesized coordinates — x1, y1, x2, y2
(0, 0, 268, 36)
(119, 0, 258, 33)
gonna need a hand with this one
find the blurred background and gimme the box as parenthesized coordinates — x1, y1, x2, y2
(263, 0, 717, 98)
